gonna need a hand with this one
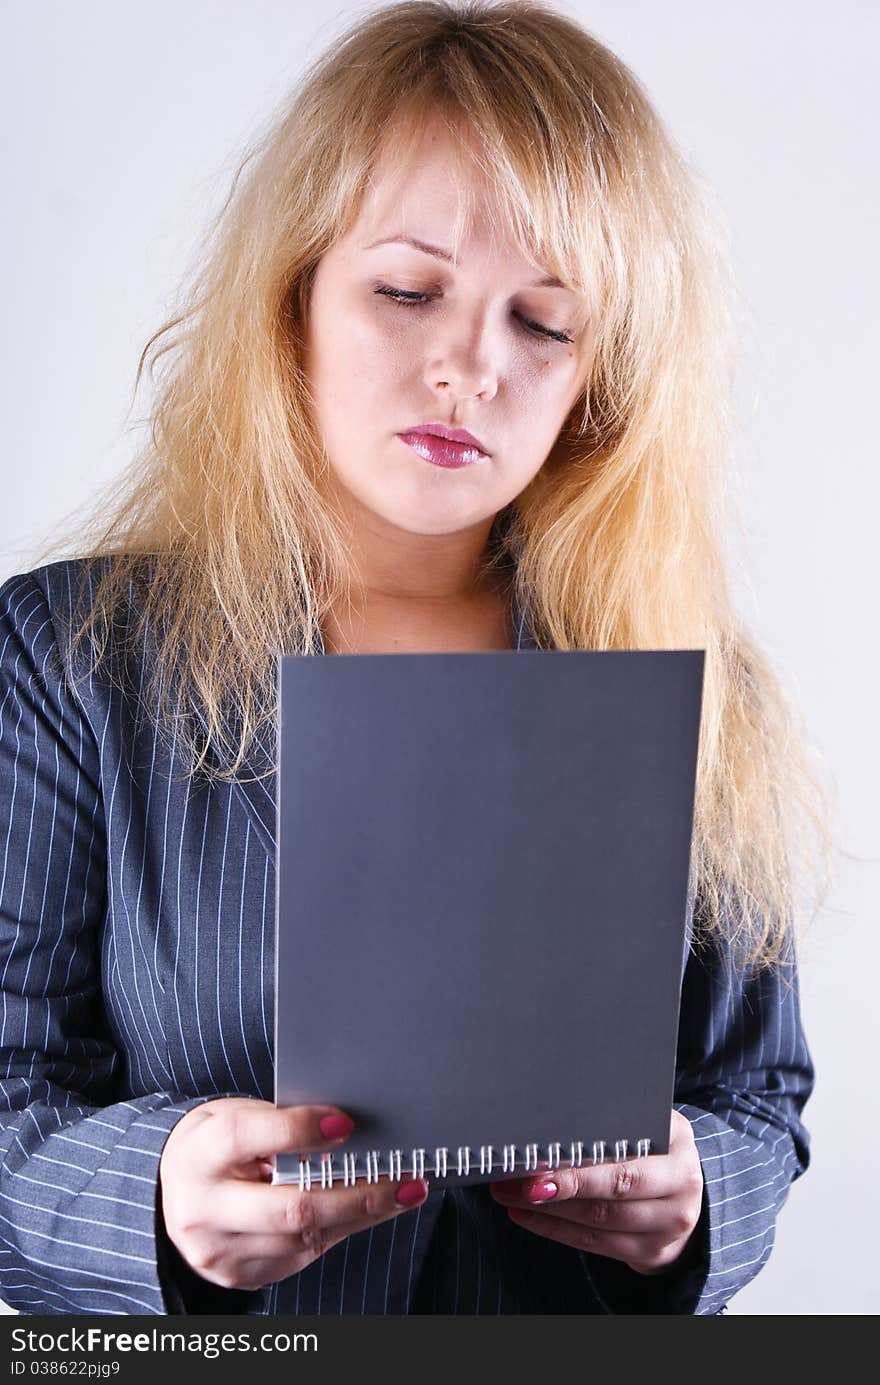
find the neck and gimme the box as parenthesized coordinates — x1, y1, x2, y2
(332, 496, 508, 606)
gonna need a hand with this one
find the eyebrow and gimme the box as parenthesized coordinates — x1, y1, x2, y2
(362, 234, 567, 290)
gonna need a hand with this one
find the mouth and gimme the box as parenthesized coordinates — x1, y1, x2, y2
(396, 428, 490, 470)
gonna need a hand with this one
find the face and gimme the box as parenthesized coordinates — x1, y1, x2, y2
(304, 120, 594, 542)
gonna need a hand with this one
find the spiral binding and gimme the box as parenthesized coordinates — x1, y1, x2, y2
(295, 1137, 653, 1190)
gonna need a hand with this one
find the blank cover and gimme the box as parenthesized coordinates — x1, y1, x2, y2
(274, 649, 704, 1188)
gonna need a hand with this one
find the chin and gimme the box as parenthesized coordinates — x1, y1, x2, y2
(356, 487, 487, 537)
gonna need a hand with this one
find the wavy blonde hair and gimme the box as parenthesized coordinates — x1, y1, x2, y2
(38, 0, 834, 969)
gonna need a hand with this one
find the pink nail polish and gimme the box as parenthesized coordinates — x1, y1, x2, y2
(525, 1180, 558, 1203)
(395, 1179, 429, 1208)
(319, 1113, 354, 1140)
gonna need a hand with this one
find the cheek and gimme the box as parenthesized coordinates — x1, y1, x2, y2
(507, 351, 581, 430)
(317, 303, 412, 407)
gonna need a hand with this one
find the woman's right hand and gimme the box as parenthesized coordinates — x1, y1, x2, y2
(158, 1098, 430, 1292)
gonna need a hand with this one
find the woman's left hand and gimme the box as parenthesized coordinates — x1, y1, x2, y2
(489, 1110, 704, 1275)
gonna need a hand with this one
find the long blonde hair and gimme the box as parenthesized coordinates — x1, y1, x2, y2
(38, 0, 834, 969)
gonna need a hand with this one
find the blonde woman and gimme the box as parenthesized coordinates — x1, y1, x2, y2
(0, 1, 829, 1315)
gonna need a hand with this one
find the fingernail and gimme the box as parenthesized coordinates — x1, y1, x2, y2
(319, 1113, 354, 1140)
(395, 1179, 429, 1208)
(525, 1180, 558, 1203)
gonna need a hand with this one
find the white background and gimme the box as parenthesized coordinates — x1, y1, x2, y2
(2, 1, 877, 1315)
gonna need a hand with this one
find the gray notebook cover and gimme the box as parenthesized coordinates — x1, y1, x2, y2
(274, 649, 704, 1189)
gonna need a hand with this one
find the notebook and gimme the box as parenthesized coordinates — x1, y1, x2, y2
(273, 648, 704, 1190)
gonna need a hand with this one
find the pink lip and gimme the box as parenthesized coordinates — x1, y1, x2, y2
(397, 422, 490, 470)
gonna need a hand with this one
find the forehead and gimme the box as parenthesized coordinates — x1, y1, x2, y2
(349, 119, 526, 263)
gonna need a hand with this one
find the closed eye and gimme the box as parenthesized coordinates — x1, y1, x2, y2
(373, 285, 574, 345)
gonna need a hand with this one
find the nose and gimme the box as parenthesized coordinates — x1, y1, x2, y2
(424, 315, 499, 403)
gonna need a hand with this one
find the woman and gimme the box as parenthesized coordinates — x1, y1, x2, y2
(0, 1, 830, 1315)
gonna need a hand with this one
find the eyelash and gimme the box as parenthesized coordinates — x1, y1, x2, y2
(373, 284, 575, 345)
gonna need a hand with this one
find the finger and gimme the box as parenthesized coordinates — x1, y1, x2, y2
(196, 1103, 357, 1178)
(505, 1205, 681, 1265)
(495, 1193, 674, 1235)
(489, 1154, 683, 1205)
(208, 1172, 431, 1236)
(209, 1230, 343, 1263)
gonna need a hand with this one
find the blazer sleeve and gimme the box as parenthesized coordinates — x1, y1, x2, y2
(0, 571, 247, 1315)
(579, 914, 814, 1314)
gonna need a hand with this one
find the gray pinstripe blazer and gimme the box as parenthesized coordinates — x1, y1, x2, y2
(0, 558, 814, 1315)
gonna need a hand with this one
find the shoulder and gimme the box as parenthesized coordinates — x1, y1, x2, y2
(0, 562, 76, 663)
(0, 556, 117, 628)
(2, 553, 135, 606)
(0, 555, 156, 697)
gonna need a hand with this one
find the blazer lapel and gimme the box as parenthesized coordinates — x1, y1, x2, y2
(228, 725, 278, 860)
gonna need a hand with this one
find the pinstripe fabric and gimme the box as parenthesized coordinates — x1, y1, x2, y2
(0, 558, 814, 1316)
